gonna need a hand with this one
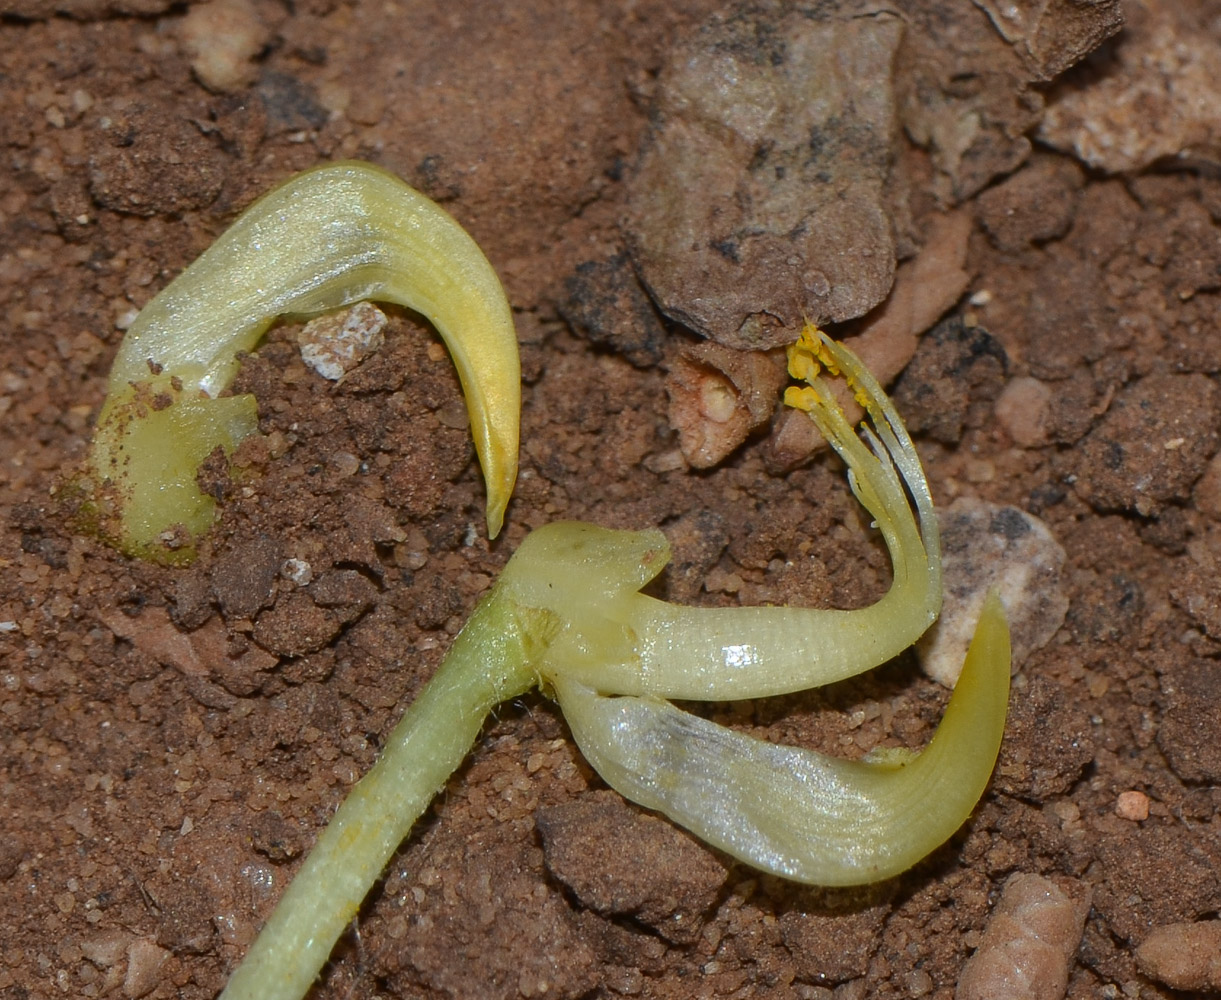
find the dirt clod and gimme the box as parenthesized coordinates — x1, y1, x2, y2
(1073, 373, 1219, 517)
(371, 833, 600, 1000)
(560, 254, 667, 368)
(537, 790, 728, 944)
(779, 889, 892, 985)
(253, 590, 341, 657)
(88, 101, 227, 217)
(893, 320, 1008, 445)
(211, 533, 282, 619)
(993, 675, 1094, 802)
(1156, 656, 1221, 784)
(1094, 826, 1221, 942)
(1136, 919, 1221, 992)
(975, 155, 1084, 252)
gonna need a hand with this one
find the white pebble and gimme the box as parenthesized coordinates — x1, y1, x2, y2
(178, 0, 270, 93)
(919, 498, 1067, 687)
(298, 302, 387, 381)
(281, 558, 313, 586)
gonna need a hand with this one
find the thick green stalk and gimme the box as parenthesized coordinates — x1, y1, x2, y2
(218, 591, 547, 1000)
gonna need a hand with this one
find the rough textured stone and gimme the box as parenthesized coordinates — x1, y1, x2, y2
(901, 0, 1116, 201)
(1039, 0, 1221, 172)
(898, 2, 1044, 201)
(971, 0, 1123, 79)
(626, 2, 906, 349)
(918, 498, 1068, 686)
(1, 0, 179, 18)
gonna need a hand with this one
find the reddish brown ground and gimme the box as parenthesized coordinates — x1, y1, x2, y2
(2, 2, 1220, 999)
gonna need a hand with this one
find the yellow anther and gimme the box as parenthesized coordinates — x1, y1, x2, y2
(784, 385, 822, 413)
(787, 345, 819, 383)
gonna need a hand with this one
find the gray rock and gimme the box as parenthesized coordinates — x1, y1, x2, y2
(625, 2, 906, 349)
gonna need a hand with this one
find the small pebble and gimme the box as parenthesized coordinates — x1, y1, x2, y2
(1137, 919, 1221, 992)
(995, 376, 1052, 448)
(298, 302, 387, 380)
(1115, 790, 1149, 822)
(281, 558, 313, 586)
(79, 928, 132, 968)
(178, 0, 270, 93)
(123, 938, 169, 998)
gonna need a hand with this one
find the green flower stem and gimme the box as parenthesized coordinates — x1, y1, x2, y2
(217, 591, 549, 1000)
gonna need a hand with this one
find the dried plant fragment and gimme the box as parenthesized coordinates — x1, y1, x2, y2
(665, 343, 785, 468)
(849, 211, 976, 386)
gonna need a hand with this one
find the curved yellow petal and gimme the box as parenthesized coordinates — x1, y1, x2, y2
(541, 326, 942, 700)
(553, 592, 1010, 886)
(88, 160, 520, 561)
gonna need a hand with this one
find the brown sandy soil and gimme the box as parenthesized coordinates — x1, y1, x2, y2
(2, 1, 1221, 998)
